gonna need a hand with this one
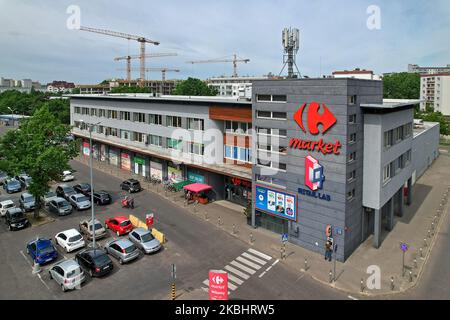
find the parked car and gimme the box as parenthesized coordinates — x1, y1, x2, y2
(17, 175, 32, 189)
(128, 228, 161, 254)
(54, 229, 85, 253)
(0, 171, 8, 185)
(61, 170, 74, 182)
(19, 193, 36, 212)
(48, 198, 73, 216)
(42, 191, 58, 207)
(48, 259, 86, 292)
(26, 238, 58, 265)
(0, 199, 16, 217)
(5, 208, 29, 231)
(93, 191, 112, 205)
(79, 218, 107, 241)
(105, 216, 133, 236)
(56, 184, 77, 200)
(104, 238, 140, 265)
(120, 179, 142, 193)
(69, 194, 91, 211)
(75, 249, 113, 277)
(3, 179, 22, 194)
(73, 183, 91, 196)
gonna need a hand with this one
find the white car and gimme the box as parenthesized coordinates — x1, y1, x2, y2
(61, 171, 74, 182)
(0, 200, 16, 217)
(54, 229, 85, 253)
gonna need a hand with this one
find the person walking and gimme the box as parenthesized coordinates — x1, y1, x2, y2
(324, 241, 332, 262)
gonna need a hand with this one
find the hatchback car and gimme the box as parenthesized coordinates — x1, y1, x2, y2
(93, 191, 112, 205)
(48, 259, 86, 292)
(61, 170, 74, 182)
(19, 193, 36, 212)
(26, 238, 58, 265)
(73, 183, 91, 196)
(120, 179, 142, 193)
(105, 216, 133, 236)
(56, 184, 77, 200)
(3, 179, 22, 194)
(5, 208, 29, 231)
(128, 228, 162, 254)
(48, 197, 73, 216)
(79, 218, 107, 241)
(69, 194, 91, 211)
(55, 229, 85, 253)
(17, 175, 32, 189)
(42, 191, 58, 207)
(0, 199, 16, 217)
(104, 239, 140, 265)
(75, 249, 113, 277)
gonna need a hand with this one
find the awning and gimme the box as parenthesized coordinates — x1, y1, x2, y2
(183, 183, 213, 193)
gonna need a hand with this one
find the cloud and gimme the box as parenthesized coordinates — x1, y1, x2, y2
(0, 0, 449, 83)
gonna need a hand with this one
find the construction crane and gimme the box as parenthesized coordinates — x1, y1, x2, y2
(186, 54, 250, 78)
(116, 67, 180, 81)
(114, 53, 178, 82)
(79, 26, 160, 87)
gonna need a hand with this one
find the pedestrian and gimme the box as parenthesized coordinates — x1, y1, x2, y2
(324, 241, 332, 262)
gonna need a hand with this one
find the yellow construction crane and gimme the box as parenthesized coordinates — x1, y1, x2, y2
(114, 53, 178, 82)
(186, 54, 250, 77)
(79, 26, 160, 87)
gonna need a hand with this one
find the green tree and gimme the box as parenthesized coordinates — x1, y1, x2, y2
(0, 106, 78, 218)
(383, 73, 420, 99)
(109, 86, 152, 94)
(415, 109, 450, 136)
(172, 78, 218, 96)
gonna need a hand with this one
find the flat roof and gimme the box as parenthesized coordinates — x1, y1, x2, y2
(413, 121, 440, 138)
(361, 99, 423, 110)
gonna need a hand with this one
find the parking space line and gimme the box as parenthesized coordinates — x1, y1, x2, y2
(37, 273, 51, 291)
(20, 250, 32, 268)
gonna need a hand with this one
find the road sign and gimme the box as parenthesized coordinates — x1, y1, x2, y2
(146, 213, 154, 228)
(171, 263, 176, 280)
(400, 243, 408, 252)
(209, 270, 228, 300)
(282, 233, 289, 243)
(335, 227, 343, 235)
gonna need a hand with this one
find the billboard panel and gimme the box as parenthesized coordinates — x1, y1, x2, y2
(255, 185, 297, 221)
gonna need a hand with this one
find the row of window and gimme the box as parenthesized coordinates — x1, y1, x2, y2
(383, 150, 412, 184)
(224, 145, 252, 163)
(256, 95, 287, 103)
(383, 123, 413, 149)
(225, 121, 252, 135)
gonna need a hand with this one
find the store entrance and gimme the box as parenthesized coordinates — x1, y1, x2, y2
(255, 211, 288, 235)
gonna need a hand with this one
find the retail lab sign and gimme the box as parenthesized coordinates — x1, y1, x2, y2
(289, 102, 342, 155)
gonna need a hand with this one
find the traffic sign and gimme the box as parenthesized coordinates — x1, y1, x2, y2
(282, 233, 289, 243)
(146, 213, 154, 228)
(209, 270, 228, 300)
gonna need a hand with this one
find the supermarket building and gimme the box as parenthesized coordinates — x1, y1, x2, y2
(69, 78, 440, 261)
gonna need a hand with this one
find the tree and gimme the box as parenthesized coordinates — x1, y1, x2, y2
(383, 73, 420, 99)
(415, 109, 450, 136)
(109, 86, 152, 94)
(0, 106, 78, 218)
(172, 78, 218, 96)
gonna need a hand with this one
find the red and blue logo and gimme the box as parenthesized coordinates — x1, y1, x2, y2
(305, 155, 325, 191)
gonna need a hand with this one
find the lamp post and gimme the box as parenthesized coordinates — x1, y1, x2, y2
(7, 107, 15, 126)
(79, 120, 101, 249)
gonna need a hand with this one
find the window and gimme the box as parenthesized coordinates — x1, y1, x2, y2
(404, 123, 413, 138)
(272, 95, 287, 102)
(256, 94, 287, 103)
(167, 138, 182, 150)
(108, 110, 118, 119)
(348, 114, 357, 124)
(120, 130, 130, 140)
(97, 125, 104, 134)
(90, 108, 97, 117)
(347, 189, 355, 201)
(383, 163, 392, 183)
(148, 114, 162, 125)
(257, 111, 272, 118)
(405, 150, 412, 166)
(74, 107, 81, 114)
(349, 133, 357, 144)
(348, 95, 357, 105)
(133, 112, 146, 123)
(256, 174, 287, 188)
(277, 163, 287, 171)
(225, 121, 251, 135)
(167, 116, 182, 128)
(348, 170, 356, 182)
(394, 126, 404, 143)
(188, 142, 205, 155)
(384, 130, 393, 149)
(81, 107, 90, 115)
(256, 110, 287, 120)
(98, 109, 106, 117)
(225, 145, 251, 163)
(133, 132, 145, 143)
(120, 111, 131, 121)
(349, 152, 356, 163)
(188, 118, 204, 131)
(149, 135, 162, 147)
(272, 112, 287, 120)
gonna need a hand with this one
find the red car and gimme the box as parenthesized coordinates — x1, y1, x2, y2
(105, 216, 134, 236)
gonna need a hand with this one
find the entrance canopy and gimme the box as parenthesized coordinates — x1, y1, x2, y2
(183, 183, 212, 194)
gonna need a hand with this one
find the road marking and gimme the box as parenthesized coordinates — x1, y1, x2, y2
(225, 265, 250, 280)
(227, 274, 244, 285)
(37, 273, 51, 290)
(271, 259, 280, 267)
(258, 271, 267, 278)
(236, 256, 261, 270)
(241, 252, 267, 265)
(230, 260, 256, 275)
(348, 295, 359, 300)
(20, 250, 33, 268)
(247, 248, 272, 261)
(203, 279, 210, 287)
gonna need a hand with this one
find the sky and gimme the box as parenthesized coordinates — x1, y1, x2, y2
(0, 0, 449, 84)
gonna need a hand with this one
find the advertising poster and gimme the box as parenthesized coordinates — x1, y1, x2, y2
(121, 152, 131, 171)
(168, 166, 183, 183)
(188, 171, 205, 184)
(100, 144, 106, 162)
(150, 161, 163, 180)
(109, 149, 118, 166)
(255, 185, 297, 222)
(82, 142, 90, 156)
(208, 270, 228, 301)
(92, 144, 99, 160)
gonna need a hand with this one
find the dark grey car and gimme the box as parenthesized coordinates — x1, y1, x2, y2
(128, 228, 162, 254)
(104, 239, 140, 264)
(48, 197, 73, 216)
(56, 185, 77, 200)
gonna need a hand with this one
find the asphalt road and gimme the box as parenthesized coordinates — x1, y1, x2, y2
(0, 160, 349, 300)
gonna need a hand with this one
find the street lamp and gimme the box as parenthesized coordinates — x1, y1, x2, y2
(79, 120, 101, 249)
(7, 107, 15, 126)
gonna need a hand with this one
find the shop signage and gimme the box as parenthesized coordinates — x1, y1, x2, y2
(134, 157, 145, 165)
(299, 155, 332, 201)
(290, 101, 342, 155)
(168, 166, 183, 183)
(121, 153, 131, 171)
(255, 185, 297, 222)
(188, 172, 205, 184)
(82, 142, 90, 156)
(209, 270, 228, 300)
(231, 177, 252, 188)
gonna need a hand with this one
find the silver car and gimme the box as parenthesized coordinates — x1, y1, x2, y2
(42, 191, 58, 207)
(104, 239, 140, 265)
(48, 259, 86, 292)
(128, 228, 162, 254)
(19, 193, 36, 212)
(69, 194, 91, 210)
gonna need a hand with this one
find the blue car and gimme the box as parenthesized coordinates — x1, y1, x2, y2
(3, 179, 22, 194)
(26, 238, 58, 265)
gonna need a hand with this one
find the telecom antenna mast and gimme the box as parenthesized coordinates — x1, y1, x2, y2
(279, 27, 301, 78)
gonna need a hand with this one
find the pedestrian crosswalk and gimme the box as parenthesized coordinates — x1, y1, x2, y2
(202, 248, 273, 294)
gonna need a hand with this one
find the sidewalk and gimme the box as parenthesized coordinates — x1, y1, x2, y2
(74, 154, 450, 297)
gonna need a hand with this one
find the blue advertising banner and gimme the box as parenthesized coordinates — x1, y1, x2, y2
(255, 185, 298, 222)
(187, 171, 205, 184)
